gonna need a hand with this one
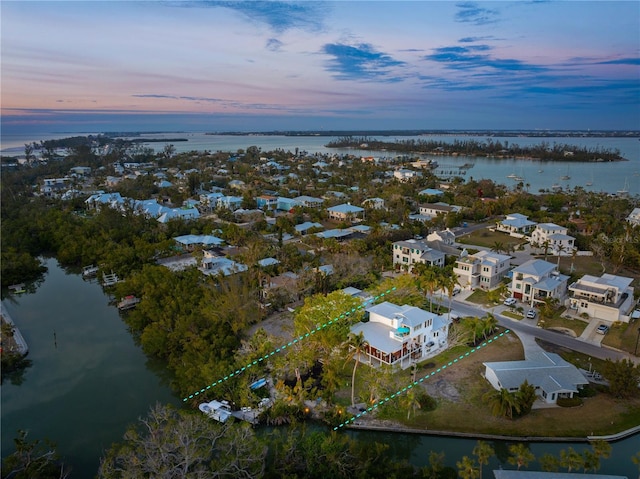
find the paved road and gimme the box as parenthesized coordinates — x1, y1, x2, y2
(443, 297, 637, 364)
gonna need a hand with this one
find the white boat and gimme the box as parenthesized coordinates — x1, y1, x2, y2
(199, 400, 232, 423)
(82, 265, 99, 278)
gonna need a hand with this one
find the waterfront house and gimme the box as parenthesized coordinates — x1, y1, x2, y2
(350, 302, 449, 369)
(392, 239, 446, 271)
(453, 250, 511, 290)
(510, 259, 569, 306)
(530, 223, 575, 256)
(393, 169, 422, 182)
(484, 351, 588, 405)
(568, 273, 635, 323)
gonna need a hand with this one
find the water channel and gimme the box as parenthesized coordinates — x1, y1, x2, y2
(1, 259, 638, 477)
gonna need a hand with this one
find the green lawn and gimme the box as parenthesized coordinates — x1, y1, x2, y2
(457, 228, 527, 251)
(538, 310, 588, 337)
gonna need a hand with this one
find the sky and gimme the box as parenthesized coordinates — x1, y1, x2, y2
(1, 1, 639, 134)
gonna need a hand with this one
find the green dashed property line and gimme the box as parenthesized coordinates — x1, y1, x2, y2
(183, 287, 397, 401)
(333, 329, 511, 431)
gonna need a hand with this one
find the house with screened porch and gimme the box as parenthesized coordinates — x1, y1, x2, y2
(349, 302, 449, 369)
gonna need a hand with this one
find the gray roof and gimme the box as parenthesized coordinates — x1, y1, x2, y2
(513, 259, 557, 277)
(484, 351, 588, 394)
(351, 321, 403, 355)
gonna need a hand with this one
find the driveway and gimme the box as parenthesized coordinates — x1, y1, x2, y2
(440, 296, 638, 364)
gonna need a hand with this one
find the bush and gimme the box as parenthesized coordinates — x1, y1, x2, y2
(577, 385, 597, 398)
(417, 392, 437, 411)
(557, 397, 583, 407)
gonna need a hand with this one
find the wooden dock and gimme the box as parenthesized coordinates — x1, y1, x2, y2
(1, 301, 29, 355)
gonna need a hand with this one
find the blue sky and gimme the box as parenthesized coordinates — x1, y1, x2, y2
(1, 1, 639, 133)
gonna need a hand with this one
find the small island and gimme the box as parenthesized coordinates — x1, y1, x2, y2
(325, 136, 626, 162)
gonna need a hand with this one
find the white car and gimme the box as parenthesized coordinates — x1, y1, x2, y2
(503, 297, 517, 306)
(526, 309, 537, 319)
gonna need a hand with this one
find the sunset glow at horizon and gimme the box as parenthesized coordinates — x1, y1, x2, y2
(2, 1, 639, 133)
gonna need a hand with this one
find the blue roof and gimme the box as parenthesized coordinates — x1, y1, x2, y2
(327, 203, 364, 213)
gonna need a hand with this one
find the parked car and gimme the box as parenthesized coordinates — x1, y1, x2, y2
(526, 309, 537, 319)
(504, 297, 517, 306)
(452, 287, 461, 296)
(596, 324, 610, 335)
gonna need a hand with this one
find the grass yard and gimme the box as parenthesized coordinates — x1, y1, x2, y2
(350, 332, 640, 438)
(457, 228, 527, 251)
(603, 320, 640, 355)
(538, 310, 588, 337)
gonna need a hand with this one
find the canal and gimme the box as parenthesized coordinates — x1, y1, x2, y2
(1, 258, 638, 477)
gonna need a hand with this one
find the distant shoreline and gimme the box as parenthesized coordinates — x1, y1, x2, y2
(205, 129, 640, 138)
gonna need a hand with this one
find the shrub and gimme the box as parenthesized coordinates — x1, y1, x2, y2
(557, 397, 583, 407)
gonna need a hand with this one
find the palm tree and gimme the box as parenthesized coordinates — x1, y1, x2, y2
(556, 243, 567, 267)
(586, 440, 611, 473)
(344, 332, 369, 407)
(401, 388, 421, 419)
(516, 380, 537, 415)
(538, 453, 560, 472)
(491, 241, 505, 254)
(439, 269, 460, 320)
(456, 455, 480, 479)
(560, 447, 584, 472)
(415, 265, 439, 312)
(482, 313, 499, 340)
(473, 440, 494, 479)
(508, 443, 535, 470)
(569, 247, 578, 273)
(483, 388, 520, 419)
(542, 239, 551, 261)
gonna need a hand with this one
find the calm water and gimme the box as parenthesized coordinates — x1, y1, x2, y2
(1, 259, 638, 477)
(1, 132, 639, 196)
(0, 258, 179, 477)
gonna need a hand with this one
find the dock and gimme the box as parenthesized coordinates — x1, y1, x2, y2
(102, 272, 120, 286)
(1, 301, 29, 356)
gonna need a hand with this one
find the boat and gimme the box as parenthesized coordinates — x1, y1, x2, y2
(586, 172, 593, 187)
(8, 284, 26, 294)
(249, 377, 268, 390)
(117, 295, 141, 311)
(102, 272, 119, 286)
(82, 265, 99, 278)
(551, 184, 562, 192)
(506, 173, 519, 179)
(199, 400, 232, 423)
(616, 178, 630, 197)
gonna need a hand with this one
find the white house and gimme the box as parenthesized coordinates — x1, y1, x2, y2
(350, 302, 449, 369)
(510, 259, 569, 306)
(419, 202, 459, 217)
(426, 228, 456, 245)
(530, 223, 575, 256)
(484, 351, 588, 404)
(453, 250, 511, 290)
(568, 273, 636, 323)
(393, 169, 421, 182)
(362, 197, 386, 210)
(626, 207, 640, 227)
(496, 213, 537, 235)
(392, 239, 446, 271)
(293, 195, 324, 208)
(200, 252, 247, 276)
